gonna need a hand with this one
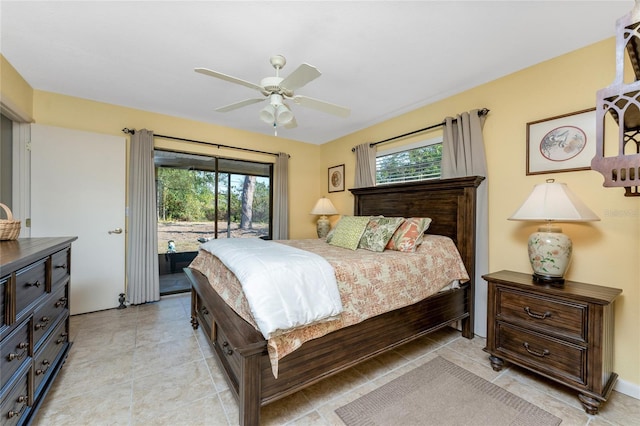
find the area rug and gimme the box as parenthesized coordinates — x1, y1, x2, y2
(335, 356, 562, 426)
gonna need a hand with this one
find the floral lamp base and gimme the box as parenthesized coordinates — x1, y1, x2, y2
(527, 226, 572, 284)
(316, 215, 331, 239)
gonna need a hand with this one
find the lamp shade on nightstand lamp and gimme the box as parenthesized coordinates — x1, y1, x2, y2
(508, 179, 600, 284)
(310, 197, 338, 238)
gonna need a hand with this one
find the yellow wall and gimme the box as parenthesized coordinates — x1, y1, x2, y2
(2, 36, 638, 389)
(28, 90, 323, 239)
(0, 55, 34, 121)
(321, 38, 639, 389)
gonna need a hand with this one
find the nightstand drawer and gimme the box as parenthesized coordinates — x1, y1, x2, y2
(498, 287, 586, 342)
(496, 322, 586, 386)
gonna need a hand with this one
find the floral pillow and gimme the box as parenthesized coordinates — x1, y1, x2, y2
(358, 217, 405, 252)
(328, 216, 371, 250)
(385, 217, 432, 252)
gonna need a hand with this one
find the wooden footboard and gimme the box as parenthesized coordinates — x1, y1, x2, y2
(187, 267, 471, 426)
(187, 175, 483, 426)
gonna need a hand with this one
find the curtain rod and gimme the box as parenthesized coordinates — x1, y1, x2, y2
(351, 108, 489, 152)
(121, 128, 288, 157)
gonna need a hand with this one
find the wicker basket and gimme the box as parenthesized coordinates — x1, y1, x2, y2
(0, 203, 21, 240)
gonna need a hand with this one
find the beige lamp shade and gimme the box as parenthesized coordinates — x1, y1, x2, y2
(311, 197, 338, 238)
(508, 180, 600, 222)
(310, 197, 338, 216)
(508, 179, 599, 284)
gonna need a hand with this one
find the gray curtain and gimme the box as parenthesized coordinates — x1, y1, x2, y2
(441, 110, 489, 337)
(127, 129, 160, 305)
(272, 152, 289, 240)
(354, 142, 377, 188)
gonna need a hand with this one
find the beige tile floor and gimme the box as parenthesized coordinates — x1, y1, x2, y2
(33, 293, 639, 425)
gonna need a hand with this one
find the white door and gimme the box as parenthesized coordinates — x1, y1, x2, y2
(30, 124, 126, 315)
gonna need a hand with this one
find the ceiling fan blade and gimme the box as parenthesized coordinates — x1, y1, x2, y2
(195, 67, 265, 93)
(215, 98, 264, 112)
(292, 95, 351, 118)
(280, 63, 321, 92)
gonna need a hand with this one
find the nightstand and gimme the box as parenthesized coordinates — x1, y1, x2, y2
(483, 270, 622, 415)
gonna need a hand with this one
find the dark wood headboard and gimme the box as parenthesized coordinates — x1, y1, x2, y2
(350, 176, 484, 290)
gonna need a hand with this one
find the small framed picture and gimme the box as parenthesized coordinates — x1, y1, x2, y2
(328, 164, 345, 193)
(526, 108, 596, 175)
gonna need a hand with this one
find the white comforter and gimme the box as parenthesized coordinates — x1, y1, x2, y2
(200, 238, 343, 339)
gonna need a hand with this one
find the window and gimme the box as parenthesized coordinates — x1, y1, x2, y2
(376, 138, 442, 185)
(155, 150, 273, 295)
(155, 150, 272, 254)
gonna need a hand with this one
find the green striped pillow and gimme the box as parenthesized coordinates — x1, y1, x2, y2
(329, 216, 371, 250)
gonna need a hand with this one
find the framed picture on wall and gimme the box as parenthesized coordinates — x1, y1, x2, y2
(328, 164, 345, 192)
(526, 108, 596, 175)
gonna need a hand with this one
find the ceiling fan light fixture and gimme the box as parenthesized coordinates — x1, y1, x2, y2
(259, 104, 276, 124)
(276, 104, 294, 125)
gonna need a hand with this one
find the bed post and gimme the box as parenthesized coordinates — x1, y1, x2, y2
(239, 355, 261, 426)
(459, 180, 482, 338)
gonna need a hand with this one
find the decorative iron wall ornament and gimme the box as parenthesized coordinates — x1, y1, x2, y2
(592, 0, 640, 196)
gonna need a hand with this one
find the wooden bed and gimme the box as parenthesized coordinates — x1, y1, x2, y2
(186, 175, 484, 425)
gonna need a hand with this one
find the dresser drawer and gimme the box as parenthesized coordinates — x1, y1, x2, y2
(34, 317, 69, 395)
(51, 248, 71, 289)
(33, 285, 69, 349)
(0, 365, 30, 426)
(0, 320, 30, 393)
(497, 287, 587, 342)
(496, 322, 587, 387)
(15, 259, 47, 316)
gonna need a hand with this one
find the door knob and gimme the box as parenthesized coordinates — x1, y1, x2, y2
(108, 228, 123, 234)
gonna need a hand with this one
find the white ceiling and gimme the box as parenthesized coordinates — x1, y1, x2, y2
(1, 1, 634, 145)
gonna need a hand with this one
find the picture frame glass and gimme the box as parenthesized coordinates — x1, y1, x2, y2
(328, 164, 345, 192)
(526, 109, 596, 175)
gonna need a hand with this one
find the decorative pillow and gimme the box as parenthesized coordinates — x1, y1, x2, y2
(328, 216, 371, 250)
(358, 217, 405, 252)
(325, 227, 335, 243)
(386, 217, 432, 252)
(325, 215, 342, 243)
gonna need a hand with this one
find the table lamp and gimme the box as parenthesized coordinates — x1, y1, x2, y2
(508, 179, 600, 284)
(310, 197, 338, 238)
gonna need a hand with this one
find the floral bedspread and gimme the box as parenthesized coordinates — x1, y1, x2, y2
(188, 235, 469, 377)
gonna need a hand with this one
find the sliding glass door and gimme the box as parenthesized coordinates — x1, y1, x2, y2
(154, 150, 272, 294)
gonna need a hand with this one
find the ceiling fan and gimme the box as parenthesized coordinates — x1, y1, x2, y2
(195, 55, 350, 129)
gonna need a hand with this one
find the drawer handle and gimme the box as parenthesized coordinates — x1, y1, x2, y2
(7, 342, 28, 361)
(55, 297, 68, 307)
(35, 316, 51, 330)
(524, 307, 552, 320)
(222, 341, 233, 356)
(26, 280, 42, 288)
(7, 395, 28, 419)
(54, 264, 67, 269)
(201, 307, 209, 315)
(523, 342, 550, 358)
(36, 359, 51, 375)
(57, 332, 69, 344)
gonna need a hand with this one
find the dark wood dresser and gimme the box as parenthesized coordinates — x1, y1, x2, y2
(483, 270, 622, 415)
(1, 237, 76, 425)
